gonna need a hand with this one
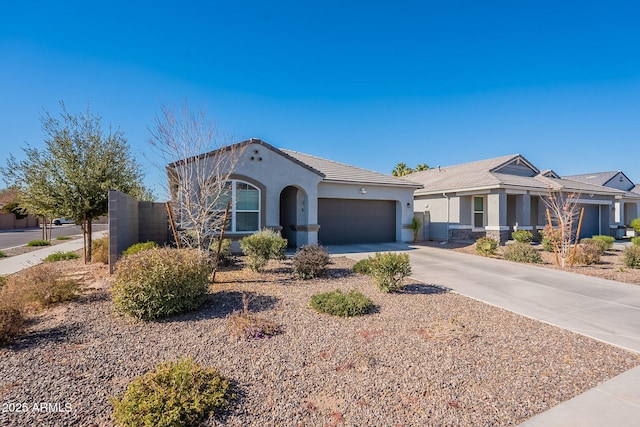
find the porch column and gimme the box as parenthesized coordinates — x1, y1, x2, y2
(486, 192, 509, 244)
(615, 200, 624, 225)
(515, 193, 532, 230)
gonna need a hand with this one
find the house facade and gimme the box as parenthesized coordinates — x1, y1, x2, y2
(564, 171, 640, 235)
(168, 139, 422, 247)
(407, 154, 625, 244)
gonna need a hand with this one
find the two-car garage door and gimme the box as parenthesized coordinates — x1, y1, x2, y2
(317, 198, 396, 245)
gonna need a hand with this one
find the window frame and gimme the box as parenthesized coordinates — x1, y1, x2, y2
(472, 196, 486, 230)
(211, 179, 261, 234)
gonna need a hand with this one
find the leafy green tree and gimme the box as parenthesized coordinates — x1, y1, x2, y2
(1, 102, 149, 263)
(415, 163, 429, 172)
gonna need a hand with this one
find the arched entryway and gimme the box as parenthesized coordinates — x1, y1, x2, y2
(280, 186, 306, 248)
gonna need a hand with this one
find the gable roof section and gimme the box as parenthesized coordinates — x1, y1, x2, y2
(167, 138, 325, 178)
(409, 154, 623, 196)
(563, 171, 621, 187)
(282, 149, 422, 188)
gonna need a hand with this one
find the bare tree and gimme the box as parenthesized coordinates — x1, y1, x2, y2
(543, 187, 583, 268)
(148, 102, 245, 251)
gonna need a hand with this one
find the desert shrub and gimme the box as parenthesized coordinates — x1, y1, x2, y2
(632, 236, 640, 246)
(27, 239, 50, 247)
(369, 252, 411, 293)
(310, 289, 373, 317)
(0, 250, 6, 258)
(44, 251, 80, 262)
(0, 275, 6, 289)
(292, 244, 330, 279)
(631, 218, 640, 233)
(540, 228, 562, 252)
(111, 248, 212, 321)
(353, 258, 372, 275)
(0, 305, 24, 345)
(92, 236, 109, 264)
(503, 242, 542, 263)
(511, 230, 533, 244)
(590, 235, 615, 250)
(623, 246, 640, 269)
(574, 240, 602, 265)
(579, 238, 607, 256)
(475, 237, 498, 256)
(110, 357, 230, 427)
(239, 229, 287, 272)
(210, 238, 234, 267)
(0, 263, 80, 311)
(55, 235, 72, 241)
(227, 311, 281, 340)
(123, 241, 158, 256)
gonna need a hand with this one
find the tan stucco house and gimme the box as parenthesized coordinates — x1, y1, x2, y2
(169, 138, 422, 247)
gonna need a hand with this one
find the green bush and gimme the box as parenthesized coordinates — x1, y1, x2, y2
(92, 236, 109, 264)
(369, 252, 411, 293)
(0, 250, 6, 258)
(503, 242, 542, 263)
(239, 229, 287, 272)
(541, 228, 561, 252)
(44, 251, 80, 262)
(631, 218, 640, 233)
(574, 240, 602, 265)
(623, 246, 640, 269)
(123, 241, 158, 256)
(632, 236, 640, 246)
(55, 235, 72, 241)
(2, 202, 27, 219)
(27, 239, 50, 247)
(475, 237, 498, 256)
(353, 258, 372, 275)
(511, 230, 533, 244)
(110, 358, 230, 427)
(591, 235, 615, 250)
(209, 238, 233, 267)
(111, 248, 212, 321)
(292, 244, 330, 279)
(310, 289, 373, 317)
(0, 305, 24, 345)
(579, 238, 607, 256)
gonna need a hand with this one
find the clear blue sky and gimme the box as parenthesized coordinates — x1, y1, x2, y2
(2, 1, 639, 197)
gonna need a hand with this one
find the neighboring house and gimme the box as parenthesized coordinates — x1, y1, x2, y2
(407, 154, 624, 244)
(563, 171, 640, 231)
(168, 138, 422, 247)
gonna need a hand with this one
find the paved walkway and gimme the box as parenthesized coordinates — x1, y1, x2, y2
(0, 231, 107, 276)
(326, 242, 640, 426)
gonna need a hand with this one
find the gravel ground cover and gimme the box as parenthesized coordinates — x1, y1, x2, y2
(1, 257, 639, 426)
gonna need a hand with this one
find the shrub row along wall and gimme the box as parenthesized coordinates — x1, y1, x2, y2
(0, 213, 40, 230)
(108, 190, 170, 273)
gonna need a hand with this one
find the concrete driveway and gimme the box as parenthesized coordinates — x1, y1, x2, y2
(326, 242, 640, 426)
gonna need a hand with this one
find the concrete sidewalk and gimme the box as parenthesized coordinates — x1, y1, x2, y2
(0, 231, 107, 276)
(327, 242, 640, 426)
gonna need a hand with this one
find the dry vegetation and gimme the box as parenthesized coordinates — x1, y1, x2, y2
(1, 256, 638, 426)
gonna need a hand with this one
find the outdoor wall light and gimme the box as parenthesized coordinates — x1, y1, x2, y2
(406, 202, 411, 208)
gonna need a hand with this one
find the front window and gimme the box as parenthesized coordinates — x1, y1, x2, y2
(210, 180, 260, 233)
(473, 196, 485, 228)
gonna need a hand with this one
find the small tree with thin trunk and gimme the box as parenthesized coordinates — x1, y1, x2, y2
(148, 102, 244, 251)
(543, 187, 582, 268)
(1, 102, 149, 263)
